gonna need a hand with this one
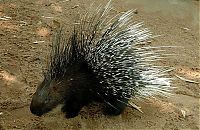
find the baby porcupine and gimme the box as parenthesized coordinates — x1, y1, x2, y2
(30, 1, 172, 118)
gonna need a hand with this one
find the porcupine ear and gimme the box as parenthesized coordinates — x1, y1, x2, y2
(75, 1, 174, 111)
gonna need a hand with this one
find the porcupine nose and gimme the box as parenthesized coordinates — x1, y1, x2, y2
(30, 93, 45, 116)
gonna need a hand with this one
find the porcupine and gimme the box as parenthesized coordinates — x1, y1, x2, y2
(30, 1, 172, 118)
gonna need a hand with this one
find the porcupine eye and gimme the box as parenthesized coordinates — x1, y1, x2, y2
(53, 86, 58, 91)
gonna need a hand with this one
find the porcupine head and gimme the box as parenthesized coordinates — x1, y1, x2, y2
(30, 1, 172, 118)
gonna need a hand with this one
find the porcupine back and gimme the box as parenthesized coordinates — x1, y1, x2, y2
(74, 1, 172, 102)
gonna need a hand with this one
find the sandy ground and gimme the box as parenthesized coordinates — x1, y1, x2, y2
(0, 0, 199, 130)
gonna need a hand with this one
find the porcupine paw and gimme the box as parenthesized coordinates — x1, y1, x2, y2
(103, 99, 128, 116)
(61, 104, 82, 118)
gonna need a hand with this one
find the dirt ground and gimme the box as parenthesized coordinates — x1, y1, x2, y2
(0, 0, 199, 130)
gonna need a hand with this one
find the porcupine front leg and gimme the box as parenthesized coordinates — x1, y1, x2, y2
(103, 97, 128, 116)
(61, 96, 85, 118)
(61, 88, 94, 118)
(61, 74, 96, 118)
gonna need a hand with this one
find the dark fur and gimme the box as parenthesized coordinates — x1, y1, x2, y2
(30, 57, 128, 118)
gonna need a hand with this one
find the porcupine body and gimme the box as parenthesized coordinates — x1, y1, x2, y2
(30, 1, 172, 118)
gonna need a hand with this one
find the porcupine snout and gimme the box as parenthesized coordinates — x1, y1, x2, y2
(30, 78, 67, 116)
(30, 84, 53, 116)
(30, 93, 47, 116)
